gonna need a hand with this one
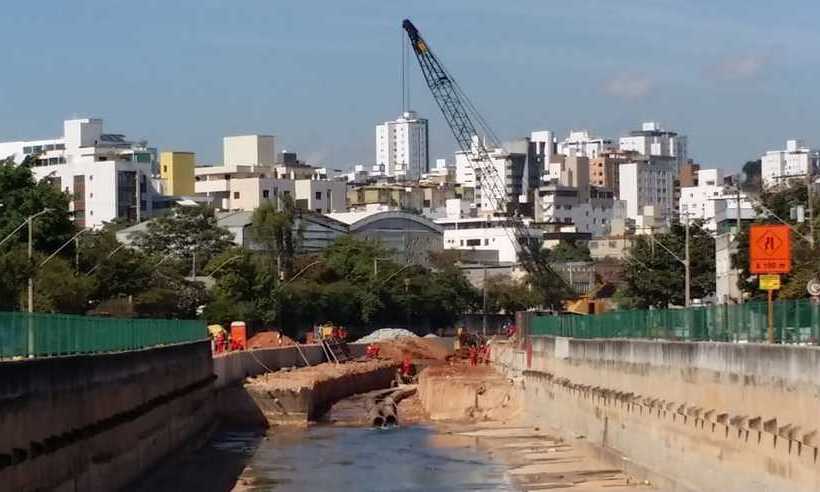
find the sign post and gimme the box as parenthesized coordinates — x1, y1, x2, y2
(750, 225, 792, 343)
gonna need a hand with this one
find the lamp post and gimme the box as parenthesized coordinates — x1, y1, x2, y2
(27, 209, 53, 312)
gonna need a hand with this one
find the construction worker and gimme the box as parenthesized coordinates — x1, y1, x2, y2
(469, 346, 478, 367)
(396, 355, 414, 385)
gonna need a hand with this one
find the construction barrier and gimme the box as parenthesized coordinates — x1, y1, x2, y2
(0, 311, 207, 359)
(529, 299, 820, 343)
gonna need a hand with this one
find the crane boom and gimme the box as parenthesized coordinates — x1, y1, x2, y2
(402, 19, 558, 286)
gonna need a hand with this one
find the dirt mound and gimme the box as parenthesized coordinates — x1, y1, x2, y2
(247, 330, 295, 349)
(374, 337, 451, 364)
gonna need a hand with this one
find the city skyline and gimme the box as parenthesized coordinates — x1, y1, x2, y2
(2, 1, 820, 171)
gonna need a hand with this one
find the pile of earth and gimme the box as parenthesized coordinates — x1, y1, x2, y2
(373, 336, 451, 365)
(247, 330, 296, 349)
(356, 328, 418, 343)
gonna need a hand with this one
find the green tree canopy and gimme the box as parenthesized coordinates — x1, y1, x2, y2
(622, 220, 715, 308)
(134, 204, 234, 273)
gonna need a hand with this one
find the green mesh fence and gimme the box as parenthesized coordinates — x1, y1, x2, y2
(529, 299, 820, 343)
(0, 312, 207, 359)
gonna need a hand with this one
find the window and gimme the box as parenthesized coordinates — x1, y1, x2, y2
(315, 191, 322, 200)
(466, 239, 481, 246)
(263, 190, 270, 198)
(56, 143, 65, 150)
(23, 146, 32, 154)
(163, 166, 168, 173)
(484, 239, 489, 246)
(233, 192, 240, 199)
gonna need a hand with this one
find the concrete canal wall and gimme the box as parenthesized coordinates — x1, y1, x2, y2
(494, 336, 820, 492)
(0, 341, 214, 492)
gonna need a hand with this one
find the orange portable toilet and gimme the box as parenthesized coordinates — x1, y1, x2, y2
(230, 321, 247, 350)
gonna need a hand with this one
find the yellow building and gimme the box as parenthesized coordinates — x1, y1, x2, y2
(159, 151, 195, 196)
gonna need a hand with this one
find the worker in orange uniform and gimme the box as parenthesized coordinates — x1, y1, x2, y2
(397, 356, 414, 385)
(469, 346, 478, 366)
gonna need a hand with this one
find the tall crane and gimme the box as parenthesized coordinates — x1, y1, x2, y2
(402, 19, 563, 294)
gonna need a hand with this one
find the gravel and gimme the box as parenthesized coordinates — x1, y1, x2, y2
(356, 328, 419, 343)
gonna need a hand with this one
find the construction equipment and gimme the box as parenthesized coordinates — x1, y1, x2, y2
(402, 19, 564, 294)
(315, 322, 351, 364)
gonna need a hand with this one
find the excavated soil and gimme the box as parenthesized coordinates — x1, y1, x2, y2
(373, 336, 451, 364)
(246, 330, 296, 349)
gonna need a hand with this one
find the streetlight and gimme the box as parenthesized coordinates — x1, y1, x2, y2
(85, 243, 127, 275)
(39, 228, 91, 268)
(205, 254, 243, 278)
(649, 213, 691, 307)
(27, 209, 53, 313)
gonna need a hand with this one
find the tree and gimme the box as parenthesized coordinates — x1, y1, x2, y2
(134, 205, 234, 273)
(741, 159, 762, 193)
(621, 220, 715, 308)
(34, 256, 93, 314)
(733, 181, 820, 300)
(484, 275, 539, 314)
(0, 157, 75, 252)
(547, 240, 591, 262)
(0, 247, 32, 310)
(249, 196, 300, 278)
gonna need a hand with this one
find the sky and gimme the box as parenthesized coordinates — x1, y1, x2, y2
(2, 0, 820, 172)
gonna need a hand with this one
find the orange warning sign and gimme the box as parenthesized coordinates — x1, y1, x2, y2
(749, 224, 792, 274)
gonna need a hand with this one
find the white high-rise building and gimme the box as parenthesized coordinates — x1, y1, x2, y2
(530, 130, 555, 171)
(454, 136, 530, 215)
(376, 111, 429, 181)
(557, 130, 614, 159)
(0, 118, 160, 228)
(761, 139, 820, 189)
(678, 169, 757, 233)
(619, 122, 688, 172)
(618, 156, 676, 229)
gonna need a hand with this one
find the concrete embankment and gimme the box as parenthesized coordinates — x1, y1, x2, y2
(493, 336, 820, 492)
(0, 341, 214, 492)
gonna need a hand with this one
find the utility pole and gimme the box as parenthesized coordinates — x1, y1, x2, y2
(482, 265, 488, 337)
(135, 169, 141, 223)
(28, 216, 34, 313)
(684, 212, 691, 308)
(735, 179, 743, 304)
(808, 173, 815, 249)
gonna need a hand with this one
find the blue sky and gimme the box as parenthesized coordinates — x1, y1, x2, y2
(2, 0, 820, 172)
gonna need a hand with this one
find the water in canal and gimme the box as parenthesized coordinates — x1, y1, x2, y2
(134, 424, 516, 491)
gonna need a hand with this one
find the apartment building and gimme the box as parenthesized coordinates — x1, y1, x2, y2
(0, 118, 161, 228)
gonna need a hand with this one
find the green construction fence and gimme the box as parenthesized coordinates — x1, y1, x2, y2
(529, 299, 820, 343)
(0, 311, 208, 359)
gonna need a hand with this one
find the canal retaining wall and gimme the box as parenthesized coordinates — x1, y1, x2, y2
(0, 341, 214, 492)
(493, 336, 820, 492)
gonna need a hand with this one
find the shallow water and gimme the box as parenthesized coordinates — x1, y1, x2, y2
(239, 425, 515, 491)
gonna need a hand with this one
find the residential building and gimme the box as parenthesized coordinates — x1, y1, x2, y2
(436, 216, 543, 264)
(194, 137, 346, 213)
(530, 131, 555, 171)
(223, 135, 276, 167)
(0, 118, 161, 228)
(619, 121, 688, 172)
(159, 151, 195, 196)
(293, 179, 347, 213)
(545, 152, 590, 200)
(535, 184, 625, 236)
(678, 169, 757, 233)
(588, 150, 636, 191)
(557, 130, 614, 159)
(761, 139, 820, 188)
(348, 184, 425, 212)
(376, 111, 429, 181)
(618, 156, 676, 227)
(715, 233, 742, 304)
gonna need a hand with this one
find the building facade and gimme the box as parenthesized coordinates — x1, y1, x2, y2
(678, 169, 757, 233)
(557, 130, 614, 159)
(0, 118, 161, 228)
(619, 122, 688, 172)
(618, 156, 676, 227)
(376, 111, 429, 181)
(159, 151, 195, 196)
(761, 139, 819, 189)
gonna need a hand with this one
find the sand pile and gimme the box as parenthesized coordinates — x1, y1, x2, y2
(375, 336, 451, 364)
(356, 328, 418, 343)
(246, 359, 396, 391)
(247, 331, 295, 349)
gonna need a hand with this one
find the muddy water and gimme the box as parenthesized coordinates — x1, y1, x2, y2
(132, 424, 516, 491)
(237, 425, 515, 491)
